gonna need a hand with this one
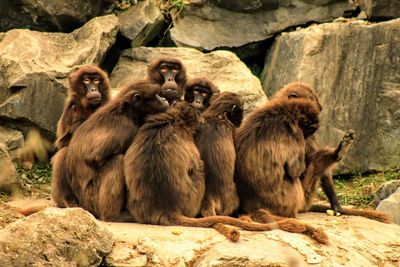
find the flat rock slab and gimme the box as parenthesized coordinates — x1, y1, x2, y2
(104, 213, 400, 266)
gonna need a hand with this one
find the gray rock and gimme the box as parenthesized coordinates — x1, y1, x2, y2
(118, 0, 164, 47)
(0, 208, 113, 267)
(374, 180, 400, 207)
(110, 47, 267, 112)
(262, 19, 400, 174)
(103, 212, 400, 266)
(213, 0, 279, 12)
(0, 142, 20, 194)
(376, 187, 400, 225)
(170, 1, 354, 51)
(0, 0, 105, 32)
(0, 126, 24, 161)
(357, 0, 400, 20)
(0, 15, 118, 139)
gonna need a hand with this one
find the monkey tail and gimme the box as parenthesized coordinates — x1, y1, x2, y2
(309, 204, 391, 223)
(173, 214, 329, 244)
(15, 205, 48, 216)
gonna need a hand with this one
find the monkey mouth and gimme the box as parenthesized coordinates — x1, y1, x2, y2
(88, 96, 102, 105)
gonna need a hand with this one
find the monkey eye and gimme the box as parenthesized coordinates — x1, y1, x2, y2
(289, 92, 298, 98)
(202, 92, 208, 97)
(160, 67, 168, 73)
(83, 78, 90, 84)
(172, 69, 178, 73)
(193, 90, 199, 95)
(93, 78, 100, 84)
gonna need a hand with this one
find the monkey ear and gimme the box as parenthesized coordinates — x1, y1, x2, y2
(289, 92, 298, 98)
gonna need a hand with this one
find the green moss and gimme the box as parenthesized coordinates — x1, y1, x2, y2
(317, 167, 400, 208)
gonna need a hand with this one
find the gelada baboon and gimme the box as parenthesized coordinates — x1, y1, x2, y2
(195, 92, 244, 238)
(124, 102, 328, 244)
(184, 78, 219, 111)
(272, 83, 390, 223)
(55, 65, 110, 150)
(52, 81, 169, 221)
(52, 65, 110, 209)
(147, 57, 187, 105)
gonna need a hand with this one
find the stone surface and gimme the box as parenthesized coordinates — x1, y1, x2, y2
(357, 0, 400, 20)
(0, 208, 113, 267)
(170, 1, 354, 51)
(110, 47, 267, 112)
(0, 0, 105, 32)
(0, 142, 19, 194)
(104, 212, 400, 266)
(262, 19, 400, 173)
(377, 187, 400, 225)
(118, 0, 164, 47)
(374, 180, 400, 207)
(0, 15, 118, 139)
(0, 126, 24, 161)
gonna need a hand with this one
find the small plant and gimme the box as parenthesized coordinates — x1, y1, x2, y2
(156, 0, 190, 16)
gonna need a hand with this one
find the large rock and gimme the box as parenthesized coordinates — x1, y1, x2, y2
(110, 47, 267, 112)
(0, 126, 24, 161)
(0, 0, 106, 32)
(118, 0, 164, 47)
(104, 213, 400, 266)
(213, 0, 279, 12)
(0, 208, 113, 266)
(262, 19, 400, 173)
(0, 15, 118, 139)
(170, 1, 354, 51)
(374, 180, 400, 207)
(357, 0, 400, 20)
(376, 187, 400, 225)
(0, 142, 20, 194)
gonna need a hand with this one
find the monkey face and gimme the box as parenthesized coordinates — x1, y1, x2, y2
(157, 62, 182, 102)
(131, 92, 169, 115)
(185, 86, 211, 110)
(82, 74, 103, 106)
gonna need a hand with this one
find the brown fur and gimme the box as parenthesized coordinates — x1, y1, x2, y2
(184, 78, 219, 110)
(273, 83, 390, 223)
(124, 101, 328, 244)
(55, 65, 110, 150)
(52, 81, 169, 221)
(147, 57, 187, 104)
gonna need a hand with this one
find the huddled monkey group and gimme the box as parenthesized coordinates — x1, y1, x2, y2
(49, 58, 390, 244)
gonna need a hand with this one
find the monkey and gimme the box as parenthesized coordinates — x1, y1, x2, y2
(51, 65, 110, 208)
(51, 81, 169, 221)
(55, 65, 110, 150)
(124, 101, 329, 244)
(195, 92, 244, 238)
(184, 78, 219, 111)
(147, 57, 187, 105)
(270, 82, 390, 223)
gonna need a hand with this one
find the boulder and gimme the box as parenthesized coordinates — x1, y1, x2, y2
(118, 0, 164, 47)
(262, 18, 400, 173)
(170, 1, 354, 52)
(376, 187, 400, 225)
(213, 0, 279, 12)
(0, 15, 119, 140)
(110, 47, 267, 112)
(357, 0, 400, 20)
(374, 180, 400, 207)
(0, 142, 20, 194)
(0, 0, 105, 32)
(104, 213, 400, 266)
(0, 208, 113, 266)
(0, 126, 24, 161)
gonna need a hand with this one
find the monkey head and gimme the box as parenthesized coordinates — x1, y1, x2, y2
(117, 81, 170, 115)
(184, 78, 219, 111)
(205, 92, 244, 127)
(272, 82, 322, 112)
(68, 65, 110, 108)
(147, 57, 187, 104)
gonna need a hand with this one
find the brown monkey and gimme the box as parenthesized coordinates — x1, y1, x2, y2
(271, 83, 390, 223)
(52, 81, 169, 221)
(184, 78, 219, 111)
(196, 92, 243, 217)
(124, 102, 329, 244)
(55, 65, 110, 150)
(147, 57, 187, 105)
(235, 95, 321, 218)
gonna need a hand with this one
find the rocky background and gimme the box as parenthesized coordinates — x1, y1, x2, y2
(1, 0, 400, 266)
